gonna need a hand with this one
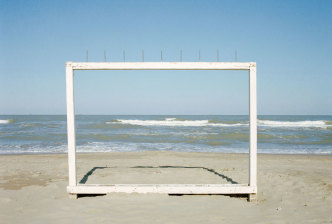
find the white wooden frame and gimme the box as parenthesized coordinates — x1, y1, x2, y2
(66, 62, 257, 200)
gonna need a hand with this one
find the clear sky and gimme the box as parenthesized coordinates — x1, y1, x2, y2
(0, 0, 331, 115)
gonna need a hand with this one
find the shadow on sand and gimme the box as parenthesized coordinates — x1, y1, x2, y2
(77, 166, 248, 199)
(79, 165, 238, 184)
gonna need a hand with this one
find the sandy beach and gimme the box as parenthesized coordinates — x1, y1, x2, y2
(0, 151, 331, 223)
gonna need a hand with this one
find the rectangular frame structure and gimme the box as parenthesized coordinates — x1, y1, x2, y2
(66, 62, 257, 199)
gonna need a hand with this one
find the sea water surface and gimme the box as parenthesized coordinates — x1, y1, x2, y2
(0, 115, 331, 154)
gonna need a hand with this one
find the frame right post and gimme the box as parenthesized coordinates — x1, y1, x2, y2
(249, 63, 257, 201)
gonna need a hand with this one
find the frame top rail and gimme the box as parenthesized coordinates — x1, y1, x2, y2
(66, 62, 256, 70)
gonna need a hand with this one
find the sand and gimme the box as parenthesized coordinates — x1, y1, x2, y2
(0, 151, 332, 223)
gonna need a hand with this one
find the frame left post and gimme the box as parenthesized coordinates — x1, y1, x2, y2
(66, 62, 77, 198)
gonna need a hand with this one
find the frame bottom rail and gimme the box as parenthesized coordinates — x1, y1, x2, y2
(67, 184, 257, 194)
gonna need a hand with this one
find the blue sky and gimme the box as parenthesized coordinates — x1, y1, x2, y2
(0, 0, 331, 115)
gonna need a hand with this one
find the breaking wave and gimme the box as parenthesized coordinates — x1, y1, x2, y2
(0, 119, 14, 124)
(106, 118, 332, 128)
(1, 142, 331, 155)
(258, 120, 331, 128)
(106, 118, 245, 127)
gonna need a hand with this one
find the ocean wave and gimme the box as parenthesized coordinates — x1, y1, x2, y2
(106, 118, 246, 127)
(258, 120, 331, 128)
(1, 142, 331, 155)
(106, 118, 332, 128)
(0, 119, 14, 124)
(20, 122, 63, 128)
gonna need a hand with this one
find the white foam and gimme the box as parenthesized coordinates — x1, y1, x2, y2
(165, 118, 176, 121)
(258, 120, 330, 128)
(0, 119, 12, 124)
(107, 118, 245, 127)
(106, 118, 332, 128)
(1, 142, 331, 155)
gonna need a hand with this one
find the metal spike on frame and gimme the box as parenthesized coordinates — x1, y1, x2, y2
(180, 49, 182, 62)
(82, 49, 239, 63)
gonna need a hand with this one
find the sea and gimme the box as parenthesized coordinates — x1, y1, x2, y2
(0, 115, 331, 155)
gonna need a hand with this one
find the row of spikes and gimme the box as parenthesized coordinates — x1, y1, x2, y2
(85, 50, 238, 62)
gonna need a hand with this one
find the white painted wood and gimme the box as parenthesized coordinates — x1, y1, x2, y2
(67, 184, 257, 194)
(65, 61, 258, 198)
(248, 193, 257, 202)
(66, 62, 77, 186)
(70, 62, 255, 70)
(249, 64, 257, 188)
(68, 194, 78, 199)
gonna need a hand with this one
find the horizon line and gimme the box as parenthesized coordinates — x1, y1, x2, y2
(1, 114, 331, 116)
